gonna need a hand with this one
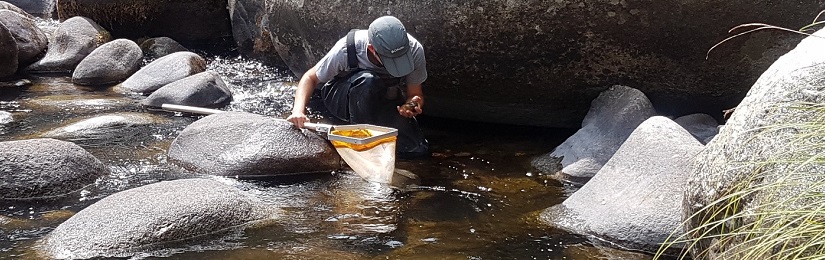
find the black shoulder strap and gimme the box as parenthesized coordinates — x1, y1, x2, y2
(346, 29, 358, 71)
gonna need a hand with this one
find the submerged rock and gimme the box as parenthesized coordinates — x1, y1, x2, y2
(0, 138, 106, 200)
(142, 71, 233, 108)
(40, 112, 170, 147)
(542, 116, 702, 253)
(120, 51, 206, 94)
(167, 112, 340, 177)
(26, 16, 110, 73)
(72, 38, 142, 86)
(532, 85, 656, 180)
(37, 178, 276, 259)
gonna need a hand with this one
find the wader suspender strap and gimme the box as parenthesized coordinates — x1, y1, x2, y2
(346, 29, 358, 71)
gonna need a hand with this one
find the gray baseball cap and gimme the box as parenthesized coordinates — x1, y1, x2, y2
(368, 16, 414, 77)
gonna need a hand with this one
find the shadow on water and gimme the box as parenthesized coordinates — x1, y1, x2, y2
(0, 55, 659, 259)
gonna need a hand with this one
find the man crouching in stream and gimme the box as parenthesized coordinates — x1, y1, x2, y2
(286, 16, 430, 159)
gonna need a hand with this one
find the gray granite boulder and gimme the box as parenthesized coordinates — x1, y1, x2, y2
(0, 20, 16, 79)
(0, 138, 107, 200)
(120, 51, 206, 93)
(72, 39, 142, 86)
(168, 112, 340, 177)
(0, 1, 35, 19)
(57, 0, 231, 49)
(674, 113, 719, 144)
(37, 178, 277, 259)
(683, 28, 825, 259)
(142, 71, 232, 108)
(0, 9, 47, 65)
(139, 37, 188, 58)
(26, 16, 110, 73)
(542, 116, 703, 253)
(4, 0, 53, 18)
(532, 85, 656, 180)
(40, 112, 170, 147)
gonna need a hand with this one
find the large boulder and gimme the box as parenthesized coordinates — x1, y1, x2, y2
(0, 10, 48, 66)
(532, 86, 656, 180)
(72, 39, 142, 86)
(0, 138, 107, 200)
(56, 0, 232, 50)
(683, 29, 825, 259)
(230, 0, 822, 127)
(167, 112, 340, 177)
(37, 178, 276, 259)
(0, 20, 16, 79)
(227, 0, 281, 65)
(3, 0, 53, 18)
(120, 51, 206, 93)
(142, 71, 233, 108)
(542, 116, 703, 253)
(26, 16, 110, 73)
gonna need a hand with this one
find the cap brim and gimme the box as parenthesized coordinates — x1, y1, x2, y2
(380, 51, 414, 77)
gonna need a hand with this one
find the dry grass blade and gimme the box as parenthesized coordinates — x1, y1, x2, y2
(706, 23, 825, 60)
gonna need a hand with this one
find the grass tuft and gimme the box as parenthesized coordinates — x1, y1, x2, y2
(656, 103, 825, 259)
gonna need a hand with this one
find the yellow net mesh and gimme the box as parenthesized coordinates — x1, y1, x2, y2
(329, 129, 397, 151)
(328, 128, 397, 184)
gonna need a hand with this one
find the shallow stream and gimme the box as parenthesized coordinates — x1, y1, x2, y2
(0, 55, 655, 259)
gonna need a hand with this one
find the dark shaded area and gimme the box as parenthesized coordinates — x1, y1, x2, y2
(57, 0, 235, 53)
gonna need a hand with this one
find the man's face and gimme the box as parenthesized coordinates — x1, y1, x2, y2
(367, 45, 384, 67)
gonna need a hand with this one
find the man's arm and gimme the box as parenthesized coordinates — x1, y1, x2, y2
(286, 67, 320, 128)
(398, 83, 424, 118)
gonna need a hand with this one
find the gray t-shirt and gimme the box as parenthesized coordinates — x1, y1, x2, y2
(314, 30, 427, 86)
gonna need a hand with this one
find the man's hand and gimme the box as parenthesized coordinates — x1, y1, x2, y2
(286, 112, 309, 128)
(398, 96, 423, 118)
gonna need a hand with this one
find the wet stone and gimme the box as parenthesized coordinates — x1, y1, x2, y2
(120, 51, 206, 93)
(167, 112, 339, 177)
(39, 112, 171, 147)
(0, 9, 48, 65)
(142, 71, 233, 108)
(37, 178, 277, 259)
(72, 38, 142, 86)
(26, 16, 110, 73)
(0, 138, 107, 200)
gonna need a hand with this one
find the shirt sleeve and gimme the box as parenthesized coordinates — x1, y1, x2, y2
(314, 37, 348, 83)
(405, 39, 428, 85)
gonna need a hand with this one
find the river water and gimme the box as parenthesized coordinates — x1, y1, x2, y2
(0, 54, 656, 259)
